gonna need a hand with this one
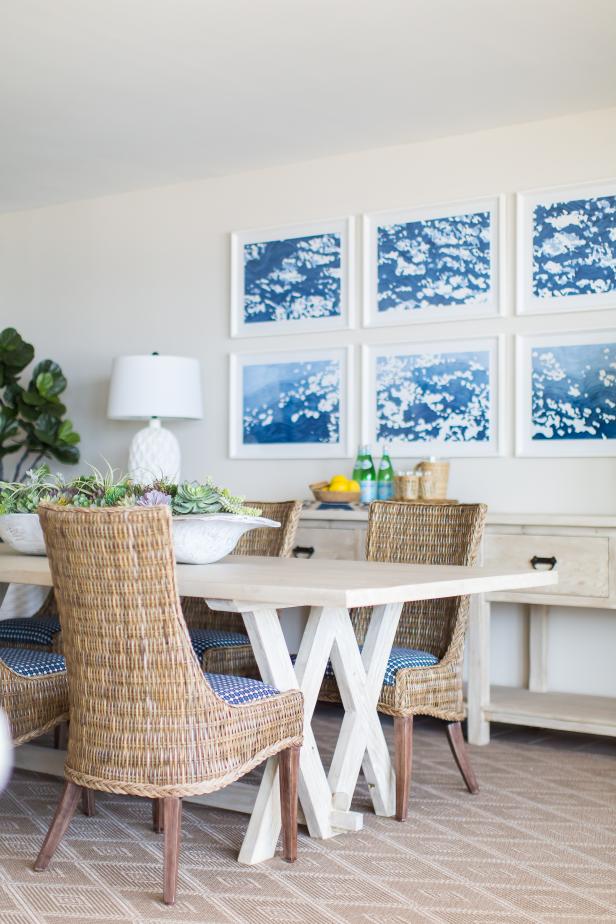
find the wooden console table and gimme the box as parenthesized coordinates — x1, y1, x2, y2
(295, 507, 616, 744)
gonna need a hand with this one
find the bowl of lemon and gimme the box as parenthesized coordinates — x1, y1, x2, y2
(310, 475, 361, 504)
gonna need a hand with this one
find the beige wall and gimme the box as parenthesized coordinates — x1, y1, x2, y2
(1, 106, 615, 694)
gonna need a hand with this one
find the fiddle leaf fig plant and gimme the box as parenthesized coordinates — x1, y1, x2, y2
(0, 327, 80, 481)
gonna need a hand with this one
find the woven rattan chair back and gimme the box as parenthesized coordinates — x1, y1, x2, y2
(38, 503, 301, 796)
(182, 500, 301, 632)
(353, 502, 487, 660)
(234, 500, 302, 557)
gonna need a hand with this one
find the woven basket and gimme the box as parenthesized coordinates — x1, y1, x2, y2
(310, 481, 360, 504)
(394, 474, 420, 500)
(415, 461, 450, 500)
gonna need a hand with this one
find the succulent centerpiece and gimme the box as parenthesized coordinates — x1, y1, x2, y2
(0, 467, 278, 564)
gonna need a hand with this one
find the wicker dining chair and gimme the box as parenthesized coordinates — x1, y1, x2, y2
(34, 504, 303, 905)
(319, 501, 487, 821)
(0, 590, 61, 652)
(182, 500, 302, 676)
(0, 647, 68, 745)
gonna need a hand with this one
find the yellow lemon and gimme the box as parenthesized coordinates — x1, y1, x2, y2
(348, 479, 360, 492)
(329, 475, 349, 490)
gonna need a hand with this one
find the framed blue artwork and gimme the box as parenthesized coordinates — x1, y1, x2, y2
(229, 347, 354, 458)
(362, 337, 502, 457)
(363, 196, 504, 327)
(230, 218, 354, 337)
(517, 180, 616, 315)
(516, 330, 616, 456)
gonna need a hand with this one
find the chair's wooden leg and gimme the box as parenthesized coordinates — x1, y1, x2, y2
(152, 799, 164, 833)
(446, 721, 479, 794)
(34, 781, 81, 871)
(162, 798, 182, 905)
(279, 745, 300, 862)
(394, 715, 413, 822)
(53, 722, 68, 750)
(81, 788, 96, 816)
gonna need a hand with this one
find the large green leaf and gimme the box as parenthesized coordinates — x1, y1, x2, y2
(32, 413, 62, 447)
(2, 383, 23, 411)
(57, 419, 80, 445)
(0, 328, 34, 383)
(0, 405, 22, 458)
(47, 443, 80, 465)
(31, 360, 67, 398)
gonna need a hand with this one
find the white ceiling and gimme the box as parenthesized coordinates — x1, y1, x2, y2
(1, 0, 615, 213)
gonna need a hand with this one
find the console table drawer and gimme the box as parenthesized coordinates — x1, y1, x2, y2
(292, 526, 363, 561)
(484, 533, 610, 598)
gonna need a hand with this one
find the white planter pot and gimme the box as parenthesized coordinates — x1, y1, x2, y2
(0, 514, 46, 555)
(171, 514, 279, 564)
(0, 512, 280, 565)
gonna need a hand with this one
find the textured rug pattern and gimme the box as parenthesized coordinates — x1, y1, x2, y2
(0, 708, 614, 923)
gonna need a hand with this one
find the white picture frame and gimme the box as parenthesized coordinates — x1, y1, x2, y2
(516, 329, 616, 457)
(229, 346, 354, 459)
(517, 179, 616, 315)
(363, 195, 505, 328)
(230, 217, 354, 337)
(362, 336, 503, 457)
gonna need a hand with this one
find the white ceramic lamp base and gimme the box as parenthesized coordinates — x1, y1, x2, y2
(128, 419, 181, 482)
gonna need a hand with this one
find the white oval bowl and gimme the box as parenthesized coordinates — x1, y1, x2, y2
(172, 514, 280, 564)
(0, 513, 46, 555)
(0, 512, 280, 564)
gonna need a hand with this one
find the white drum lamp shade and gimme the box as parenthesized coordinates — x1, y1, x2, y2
(108, 354, 203, 482)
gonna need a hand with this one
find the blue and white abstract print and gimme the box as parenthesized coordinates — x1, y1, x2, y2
(375, 349, 491, 444)
(377, 210, 491, 313)
(243, 233, 342, 325)
(531, 341, 616, 441)
(242, 358, 340, 444)
(532, 195, 616, 300)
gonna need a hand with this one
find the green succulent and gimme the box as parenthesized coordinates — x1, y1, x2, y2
(171, 482, 222, 515)
(0, 465, 63, 514)
(102, 484, 129, 506)
(72, 493, 93, 508)
(0, 466, 262, 520)
(218, 487, 261, 517)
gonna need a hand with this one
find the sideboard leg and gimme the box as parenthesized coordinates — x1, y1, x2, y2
(467, 594, 491, 745)
(528, 604, 549, 693)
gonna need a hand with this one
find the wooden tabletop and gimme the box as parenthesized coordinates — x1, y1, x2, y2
(0, 546, 558, 608)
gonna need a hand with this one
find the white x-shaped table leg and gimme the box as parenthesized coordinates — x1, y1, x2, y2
(327, 602, 402, 816)
(206, 599, 403, 865)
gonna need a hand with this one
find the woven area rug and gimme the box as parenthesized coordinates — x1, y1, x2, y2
(0, 706, 614, 923)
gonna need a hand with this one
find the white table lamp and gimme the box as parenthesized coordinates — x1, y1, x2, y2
(107, 353, 203, 482)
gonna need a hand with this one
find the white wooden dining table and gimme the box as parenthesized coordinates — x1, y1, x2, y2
(0, 546, 557, 864)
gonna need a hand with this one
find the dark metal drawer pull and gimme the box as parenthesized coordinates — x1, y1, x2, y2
(530, 555, 557, 571)
(292, 545, 315, 559)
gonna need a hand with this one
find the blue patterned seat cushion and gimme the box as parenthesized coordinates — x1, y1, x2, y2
(0, 618, 61, 647)
(189, 628, 250, 660)
(292, 646, 439, 686)
(0, 647, 66, 677)
(204, 672, 278, 705)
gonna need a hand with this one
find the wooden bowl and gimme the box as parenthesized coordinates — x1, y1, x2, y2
(310, 481, 361, 504)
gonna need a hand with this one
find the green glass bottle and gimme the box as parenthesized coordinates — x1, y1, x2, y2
(358, 444, 377, 503)
(377, 445, 394, 500)
(352, 446, 364, 483)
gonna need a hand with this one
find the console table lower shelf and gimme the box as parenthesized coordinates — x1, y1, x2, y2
(484, 686, 616, 738)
